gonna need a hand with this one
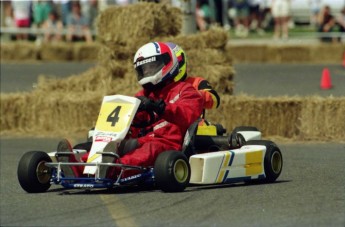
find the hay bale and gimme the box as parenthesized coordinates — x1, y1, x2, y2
(227, 42, 345, 64)
(226, 44, 269, 63)
(40, 42, 74, 61)
(0, 42, 38, 61)
(309, 44, 345, 64)
(73, 43, 101, 61)
(161, 27, 229, 51)
(299, 96, 345, 141)
(277, 46, 311, 63)
(0, 91, 101, 134)
(97, 3, 181, 46)
(187, 48, 230, 66)
(206, 95, 302, 138)
(34, 65, 139, 95)
(2, 91, 345, 141)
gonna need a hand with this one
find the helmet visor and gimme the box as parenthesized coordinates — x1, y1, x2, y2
(134, 53, 170, 81)
(135, 60, 164, 81)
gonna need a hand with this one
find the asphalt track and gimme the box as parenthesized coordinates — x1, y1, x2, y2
(1, 138, 344, 226)
(1, 63, 345, 226)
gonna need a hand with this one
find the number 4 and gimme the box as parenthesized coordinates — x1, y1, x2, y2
(107, 106, 121, 127)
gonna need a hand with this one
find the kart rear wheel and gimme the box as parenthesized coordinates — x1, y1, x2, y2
(154, 151, 190, 192)
(245, 140, 283, 183)
(17, 151, 52, 193)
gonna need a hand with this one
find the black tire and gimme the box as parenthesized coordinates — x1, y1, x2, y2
(154, 151, 191, 192)
(233, 126, 259, 133)
(17, 151, 52, 193)
(245, 140, 283, 183)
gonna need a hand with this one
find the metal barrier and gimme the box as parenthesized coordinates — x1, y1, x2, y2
(0, 26, 343, 42)
(0, 27, 97, 36)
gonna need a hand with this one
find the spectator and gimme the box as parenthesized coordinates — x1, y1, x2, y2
(221, 0, 231, 30)
(271, 0, 291, 40)
(258, 0, 272, 31)
(11, 0, 32, 40)
(317, 5, 336, 43)
(42, 10, 64, 42)
(66, 1, 93, 43)
(52, 0, 71, 26)
(248, 0, 265, 35)
(309, 0, 322, 27)
(32, 0, 52, 28)
(196, 0, 215, 31)
(3, 2, 16, 41)
(336, 7, 345, 41)
(80, 0, 98, 30)
(231, 0, 250, 37)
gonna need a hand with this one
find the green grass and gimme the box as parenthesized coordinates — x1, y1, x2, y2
(228, 24, 342, 40)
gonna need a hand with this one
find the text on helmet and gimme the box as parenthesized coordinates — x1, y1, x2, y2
(135, 56, 156, 67)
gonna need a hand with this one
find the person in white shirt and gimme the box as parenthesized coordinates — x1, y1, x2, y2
(271, 0, 290, 40)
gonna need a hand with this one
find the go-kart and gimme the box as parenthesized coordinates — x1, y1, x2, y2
(17, 95, 283, 193)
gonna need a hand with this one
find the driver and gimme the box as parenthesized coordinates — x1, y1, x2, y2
(56, 42, 204, 179)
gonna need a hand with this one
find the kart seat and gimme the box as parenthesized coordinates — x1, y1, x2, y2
(193, 135, 230, 152)
(182, 119, 230, 158)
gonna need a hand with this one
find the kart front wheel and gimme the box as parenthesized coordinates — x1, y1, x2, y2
(154, 151, 191, 192)
(245, 140, 283, 183)
(17, 151, 52, 193)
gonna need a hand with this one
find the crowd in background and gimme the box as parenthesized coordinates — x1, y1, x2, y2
(195, 0, 345, 42)
(1, 0, 345, 43)
(3, 0, 98, 43)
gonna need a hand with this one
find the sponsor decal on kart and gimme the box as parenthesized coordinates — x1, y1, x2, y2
(95, 136, 112, 142)
(73, 184, 94, 188)
(121, 173, 142, 182)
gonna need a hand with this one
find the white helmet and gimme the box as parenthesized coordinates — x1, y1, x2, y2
(133, 42, 179, 91)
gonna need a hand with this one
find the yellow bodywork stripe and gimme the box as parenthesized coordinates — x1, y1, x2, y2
(245, 150, 263, 175)
(87, 153, 101, 163)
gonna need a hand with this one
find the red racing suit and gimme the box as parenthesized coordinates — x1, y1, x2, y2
(120, 81, 204, 171)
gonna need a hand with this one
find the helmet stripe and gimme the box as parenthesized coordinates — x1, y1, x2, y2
(153, 42, 160, 54)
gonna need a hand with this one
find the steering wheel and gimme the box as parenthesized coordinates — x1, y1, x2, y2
(131, 108, 156, 128)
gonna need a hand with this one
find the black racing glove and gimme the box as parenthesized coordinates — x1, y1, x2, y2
(137, 96, 166, 115)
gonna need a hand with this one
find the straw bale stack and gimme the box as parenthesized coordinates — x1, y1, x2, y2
(2, 92, 344, 140)
(97, 2, 181, 47)
(309, 44, 345, 64)
(72, 43, 102, 61)
(34, 65, 140, 96)
(227, 43, 345, 64)
(206, 95, 302, 138)
(1, 91, 101, 135)
(299, 96, 345, 141)
(39, 42, 101, 61)
(204, 95, 345, 141)
(1, 42, 38, 60)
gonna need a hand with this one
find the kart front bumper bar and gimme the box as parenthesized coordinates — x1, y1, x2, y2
(45, 162, 146, 185)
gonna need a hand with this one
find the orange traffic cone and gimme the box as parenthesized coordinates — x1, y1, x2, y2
(342, 51, 345, 68)
(320, 68, 332, 90)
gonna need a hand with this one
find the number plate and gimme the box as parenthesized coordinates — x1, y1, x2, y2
(95, 102, 134, 133)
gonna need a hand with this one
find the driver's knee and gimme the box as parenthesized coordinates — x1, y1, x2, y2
(118, 139, 139, 157)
